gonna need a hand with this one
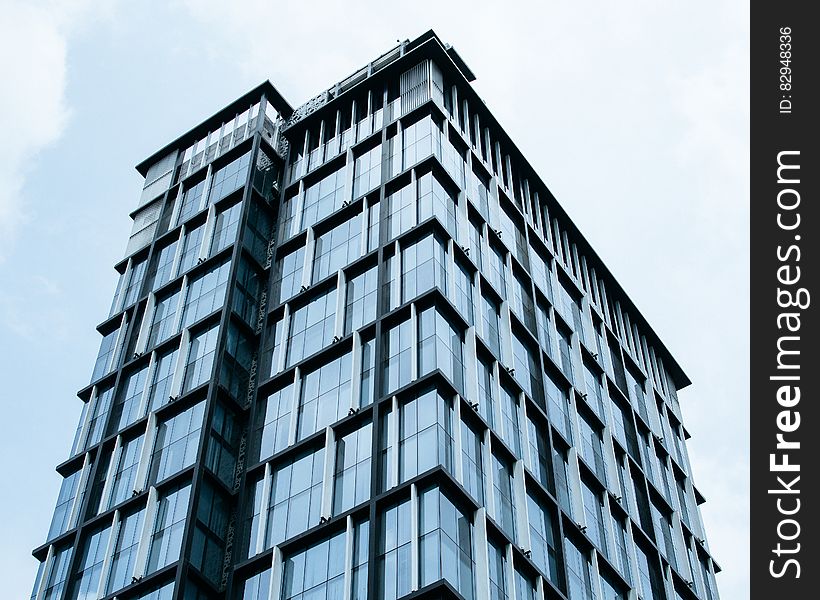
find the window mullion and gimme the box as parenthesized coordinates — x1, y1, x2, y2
(133, 413, 156, 493)
(287, 367, 302, 448)
(98, 436, 121, 512)
(410, 482, 420, 592)
(96, 509, 120, 597)
(131, 486, 158, 578)
(257, 463, 273, 556)
(321, 427, 336, 519)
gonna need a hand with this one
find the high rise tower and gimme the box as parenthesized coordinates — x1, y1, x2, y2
(30, 30, 720, 600)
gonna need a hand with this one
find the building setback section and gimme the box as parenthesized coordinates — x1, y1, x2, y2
(30, 29, 719, 600)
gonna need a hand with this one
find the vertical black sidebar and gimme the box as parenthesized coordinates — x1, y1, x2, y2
(751, 3, 819, 598)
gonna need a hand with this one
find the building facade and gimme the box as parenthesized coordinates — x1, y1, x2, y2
(30, 31, 720, 600)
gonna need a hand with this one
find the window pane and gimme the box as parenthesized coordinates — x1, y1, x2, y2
(578, 413, 607, 483)
(46, 468, 84, 541)
(418, 487, 475, 599)
(149, 401, 206, 484)
(147, 483, 192, 573)
(313, 213, 363, 283)
(487, 539, 508, 600)
(453, 259, 474, 325)
(183, 324, 220, 392)
(360, 335, 377, 407)
(273, 245, 305, 304)
(266, 446, 325, 547)
(91, 325, 123, 383)
(382, 317, 411, 395)
(511, 331, 543, 407)
(398, 388, 454, 483)
(85, 384, 115, 450)
(417, 171, 457, 237)
(181, 259, 231, 328)
(107, 365, 149, 435)
(386, 180, 414, 241)
(353, 144, 382, 198)
(108, 434, 145, 509)
(297, 352, 353, 440)
(565, 537, 595, 600)
(402, 233, 447, 303)
(68, 524, 111, 600)
(107, 509, 145, 594)
(302, 165, 348, 231)
(287, 288, 337, 367)
(527, 491, 563, 589)
(148, 347, 178, 412)
(282, 528, 348, 600)
(333, 421, 373, 514)
(525, 414, 553, 492)
(209, 152, 251, 203)
(480, 294, 501, 358)
(460, 420, 484, 504)
(581, 479, 607, 556)
(177, 179, 206, 225)
(417, 306, 464, 393)
(178, 223, 205, 275)
(148, 289, 181, 348)
(491, 453, 515, 540)
(254, 383, 295, 461)
(122, 258, 147, 309)
(242, 568, 271, 600)
(148, 240, 179, 292)
(498, 383, 521, 456)
(345, 266, 377, 334)
(378, 499, 412, 600)
(42, 546, 73, 600)
(546, 370, 572, 442)
(210, 200, 243, 255)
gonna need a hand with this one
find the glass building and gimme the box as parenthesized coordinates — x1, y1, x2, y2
(30, 30, 720, 600)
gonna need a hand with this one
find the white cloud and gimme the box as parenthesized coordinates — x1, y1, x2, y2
(0, 0, 118, 260)
(0, 2, 70, 259)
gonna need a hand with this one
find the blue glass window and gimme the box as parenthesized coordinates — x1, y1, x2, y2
(313, 213, 362, 283)
(297, 352, 353, 440)
(106, 508, 145, 594)
(266, 445, 325, 549)
(333, 421, 373, 514)
(419, 486, 475, 598)
(146, 483, 191, 573)
(108, 434, 144, 509)
(182, 324, 220, 392)
(287, 287, 337, 367)
(209, 152, 251, 204)
(149, 401, 206, 484)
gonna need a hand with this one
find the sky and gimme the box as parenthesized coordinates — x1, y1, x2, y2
(0, 0, 749, 598)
